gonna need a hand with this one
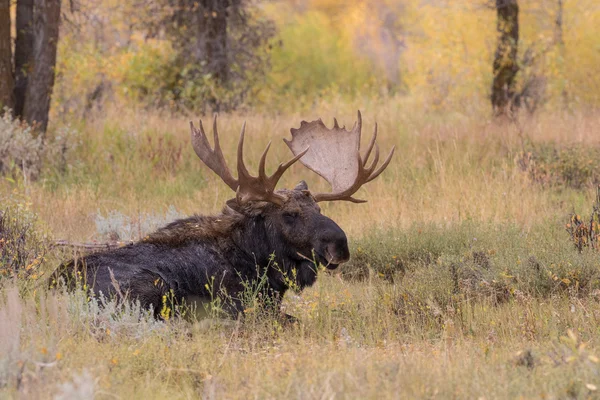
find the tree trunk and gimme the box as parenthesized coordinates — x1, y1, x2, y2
(0, 0, 14, 111)
(554, 0, 564, 45)
(23, 0, 61, 135)
(202, 0, 229, 86)
(555, 0, 569, 108)
(14, 0, 35, 117)
(491, 0, 519, 117)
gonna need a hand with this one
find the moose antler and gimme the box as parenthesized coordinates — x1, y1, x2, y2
(284, 111, 395, 203)
(191, 115, 309, 205)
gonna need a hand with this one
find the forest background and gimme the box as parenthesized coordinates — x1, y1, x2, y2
(4, 0, 600, 120)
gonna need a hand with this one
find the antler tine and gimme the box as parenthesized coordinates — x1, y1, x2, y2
(364, 143, 380, 176)
(270, 146, 310, 183)
(190, 117, 238, 191)
(236, 122, 251, 180)
(256, 140, 309, 186)
(258, 141, 272, 179)
(210, 115, 234, 181)
(355, 110, 362, 143)
(362, 123, 377, 166)
(211, 114, 218, 144)
(367, 146, 395, 183)
(211, 115, 222, 157)
(190, 119, 211, 152)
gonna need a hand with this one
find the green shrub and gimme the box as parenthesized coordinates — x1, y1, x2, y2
(344, 220, 600, 304)
(0, 111, 79, 181)
(0, 112, 44, 179)
(0, 199, 49, 286)
(344, 222, 475, 282)
(264, 11, 384, 108)
(518, 143, 600, 189)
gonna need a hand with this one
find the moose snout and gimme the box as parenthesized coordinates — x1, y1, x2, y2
(325, 239, 350, 265)
(317, 218, 350, 267)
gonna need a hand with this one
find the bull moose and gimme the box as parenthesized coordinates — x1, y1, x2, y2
(56, 112, 394, 319)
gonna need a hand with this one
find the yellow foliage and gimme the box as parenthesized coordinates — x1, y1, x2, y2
(52, 0, 600, 113)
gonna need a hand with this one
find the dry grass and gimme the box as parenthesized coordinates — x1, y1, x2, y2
(2, 276, 600, 399)
(2, 100, 600, 398)
(15, 101, 600, 240)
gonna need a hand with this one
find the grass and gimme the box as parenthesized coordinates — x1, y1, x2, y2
(3, 99, 600, 398)
(3, 275, 600, 398)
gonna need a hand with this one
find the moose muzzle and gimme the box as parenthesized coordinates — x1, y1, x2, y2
(316, 218, 349, 269)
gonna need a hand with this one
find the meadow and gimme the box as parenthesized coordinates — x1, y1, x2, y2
(2, 101, 600, 399)
(3, 0, 600, 398)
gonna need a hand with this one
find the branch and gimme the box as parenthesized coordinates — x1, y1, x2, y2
(52, 240, 134, 251)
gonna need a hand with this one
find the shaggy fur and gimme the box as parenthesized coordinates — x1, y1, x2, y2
(56, 183, 349, 318)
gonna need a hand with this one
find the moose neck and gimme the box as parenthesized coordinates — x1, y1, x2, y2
(229, 213, 295, 294)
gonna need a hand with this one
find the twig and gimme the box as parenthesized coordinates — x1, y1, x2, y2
(108, 267, 126, 300)
(217, 320, 241, 370)
(52, 240, 134, 251)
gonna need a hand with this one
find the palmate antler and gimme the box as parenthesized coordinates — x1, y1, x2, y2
(285, 111, 395, 203)
(190, 115, 308, 205)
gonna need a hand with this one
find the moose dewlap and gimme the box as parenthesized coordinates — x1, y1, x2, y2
(54, 112, 395, 319)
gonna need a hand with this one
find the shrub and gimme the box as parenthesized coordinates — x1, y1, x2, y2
(343, 222, 474, 282)
(0, 200, 48, 285)
(565, 186, 600, 252)
(343, 220, 600, 304)
(0, 111, 79, 180)
(517, 143, 600, 189)
(0, 112, 44, 180)
(94, 206, 185, 241)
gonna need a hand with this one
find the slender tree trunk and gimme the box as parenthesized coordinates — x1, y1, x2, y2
(23, 0, 61, 135)
(491, 0, 519, 117)
(0, 0, 14, 111)
(14, 0, 35, 117)
(202, 0, 229, 86)
(554, 0, 569, 108)
(171, 0, 229, 110)
(554, 0, 563, 45)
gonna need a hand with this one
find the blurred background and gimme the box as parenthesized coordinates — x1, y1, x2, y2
(1, 0, 600, 242)
(2, 0, 599, 124)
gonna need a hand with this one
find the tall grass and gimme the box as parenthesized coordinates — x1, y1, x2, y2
(2, 274, 600, 398)
(2, 101, 600, 398)
(20, 101, 600, 240)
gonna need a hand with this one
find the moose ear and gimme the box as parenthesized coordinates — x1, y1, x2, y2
(225, 198, 244, 214)
(294, 180, 309, 191)
(226, 198, 273, 216)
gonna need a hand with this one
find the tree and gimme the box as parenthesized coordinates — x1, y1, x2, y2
(491, 0, 519, 117)
(159, 0, 275, 111)
(170, 0, 231, 87)
(0, 0, 14, 109)
(200, 0, 230, 86)
(23, 0, 61, 134)
(0, 0, 61, 135)
(14, 0, 34, 117)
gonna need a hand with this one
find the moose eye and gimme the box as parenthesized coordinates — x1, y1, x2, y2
(283, 212, 299, 223)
